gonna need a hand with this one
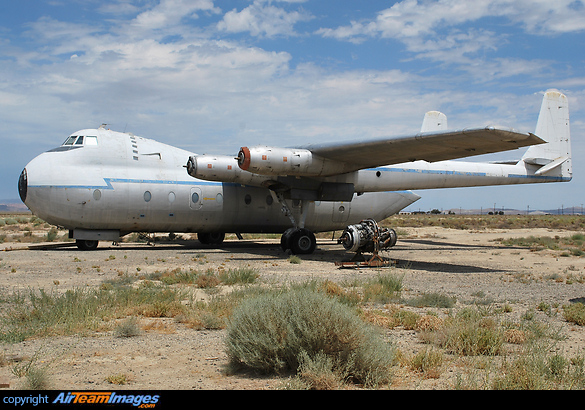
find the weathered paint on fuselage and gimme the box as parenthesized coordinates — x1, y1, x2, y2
(22, 129, 420, 237)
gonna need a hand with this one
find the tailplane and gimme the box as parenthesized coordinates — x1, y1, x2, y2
(522, 90, 572, 179)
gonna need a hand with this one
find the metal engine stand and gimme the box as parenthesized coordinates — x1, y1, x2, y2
(335, 219, 397, 268)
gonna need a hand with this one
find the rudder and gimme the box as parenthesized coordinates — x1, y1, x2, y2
(522, 90, 572, 179)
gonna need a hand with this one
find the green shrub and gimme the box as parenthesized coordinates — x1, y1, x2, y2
(491, 349, 584, 389)
(46, 228, 58, 242)
(406, 292, 456, 308)
(21, 366, 51, 390)
(564, 303, 585, 326)
(225, 287, 396, 387)
(219, 267, 259, 285)
(434, 307, 503, 356)
(410, 348, 444, 375)
(288, 255, 302, 264)
(363, 273, 403, 304)
(295, 350, 343, 390)
(0, 284, 187, 342)
(114, 317, 141, 338)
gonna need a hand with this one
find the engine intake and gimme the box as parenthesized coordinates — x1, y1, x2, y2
(186, 155, 239, 181)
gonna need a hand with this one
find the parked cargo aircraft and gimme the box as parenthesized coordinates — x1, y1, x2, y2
(18, 90, 572, 253)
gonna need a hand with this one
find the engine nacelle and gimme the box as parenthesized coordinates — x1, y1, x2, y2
(186, 155, 239, 181)
(338, 219, 397, 253)
(237, 146, 317, 175)
(186, 155, 276, 186)
(237, 145, 350, 177)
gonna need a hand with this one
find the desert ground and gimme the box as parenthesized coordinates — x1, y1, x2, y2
(1, 214, 585, 389)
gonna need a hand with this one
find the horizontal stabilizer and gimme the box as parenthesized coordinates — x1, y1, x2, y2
(534, 156, 569, 176)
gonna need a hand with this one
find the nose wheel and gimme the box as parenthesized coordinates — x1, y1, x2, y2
(281, 228, 316, 255)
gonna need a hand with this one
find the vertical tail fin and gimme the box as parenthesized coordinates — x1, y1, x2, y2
(522, 90, 572, 179)
(421, 111, 447, 133)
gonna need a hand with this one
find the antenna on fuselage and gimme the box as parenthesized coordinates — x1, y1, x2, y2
(99, 123, 108, 129)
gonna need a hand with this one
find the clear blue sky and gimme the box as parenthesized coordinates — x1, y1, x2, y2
(1, 0, 584, 211)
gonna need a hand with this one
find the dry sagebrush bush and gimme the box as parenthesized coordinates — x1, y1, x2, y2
(225, 287, 397, 387)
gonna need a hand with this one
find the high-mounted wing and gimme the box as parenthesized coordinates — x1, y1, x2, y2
(233, 127, 544, 178)
(303, 127, 544, 172)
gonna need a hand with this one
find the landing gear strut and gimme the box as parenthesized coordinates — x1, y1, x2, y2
(275, 192, 317, 255)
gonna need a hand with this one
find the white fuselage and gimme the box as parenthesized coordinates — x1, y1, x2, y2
(20, 126, 569, 241)
(20, 129, 420, 238)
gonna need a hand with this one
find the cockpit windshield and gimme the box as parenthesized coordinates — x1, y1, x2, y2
(62, 135, 98, 146)
(63, 136, 77, 145)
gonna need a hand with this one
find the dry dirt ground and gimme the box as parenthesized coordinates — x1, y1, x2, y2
(1, 225, 585, 390)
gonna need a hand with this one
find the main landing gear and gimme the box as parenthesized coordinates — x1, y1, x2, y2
(275, 192, 318, 255)
(281, 227, 317, 255)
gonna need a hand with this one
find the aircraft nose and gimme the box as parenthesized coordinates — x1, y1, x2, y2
(18, 168, 27, 204)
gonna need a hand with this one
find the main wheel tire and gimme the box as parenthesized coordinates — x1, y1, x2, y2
(290, 229, 316, 255)
(76, 239, 99, 251)
(197, 232, 225, 245)
(280, 228, 296, 251)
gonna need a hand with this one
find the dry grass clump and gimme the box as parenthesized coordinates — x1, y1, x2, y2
(419, 307, 504, 356)
(504, 328, 527, 345)
(225, 287, 396, 388)
(0, 282, 188, 342)
(21, 367, 52, 390)
(498, 233, 585, 256)
(416, 315, 443, 332)
(563, 302, 585, 326)
(148, 267, 258, 287)
(492, 349, 585, 390)
(105, 373, 132, 385)
(410, 348, 444, 378)
(114, 317, 141, 338)
(362, 274, 403, 304)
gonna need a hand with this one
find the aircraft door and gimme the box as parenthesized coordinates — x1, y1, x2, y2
(189, 187, 202, 210)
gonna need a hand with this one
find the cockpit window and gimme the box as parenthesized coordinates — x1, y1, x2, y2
(61, 135, 98, 146)
(63, 136, 77, 145)
(85, 136, 98, 145)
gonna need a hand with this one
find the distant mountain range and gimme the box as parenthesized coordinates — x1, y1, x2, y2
(0, 199, 29, 213)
